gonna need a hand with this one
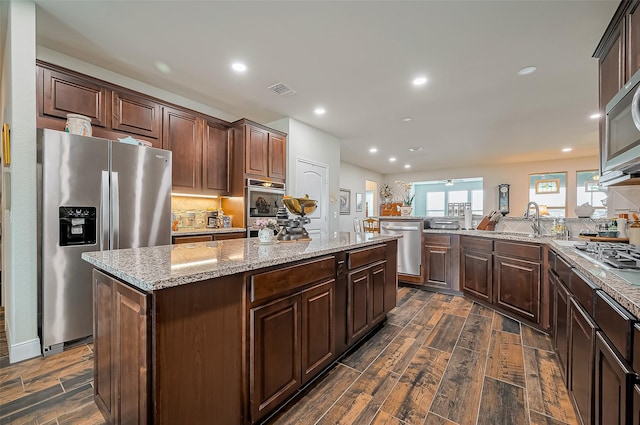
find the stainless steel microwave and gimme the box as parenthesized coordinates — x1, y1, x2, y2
(602, 68, 640, 184)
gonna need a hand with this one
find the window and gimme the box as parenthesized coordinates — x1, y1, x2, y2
(412, 178, 483, 217)
(576, 170, 607, 218)
(529, 172, 566, 217)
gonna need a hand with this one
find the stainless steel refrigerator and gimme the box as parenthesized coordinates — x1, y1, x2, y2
(37, 129, 172, 355)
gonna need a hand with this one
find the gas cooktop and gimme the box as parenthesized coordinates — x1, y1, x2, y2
(573, 242, 640, 286)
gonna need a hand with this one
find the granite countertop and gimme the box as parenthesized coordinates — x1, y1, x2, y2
(82, 232, 400, 292)
(424, 228, 640, 318)
(172, 227, 246, 236)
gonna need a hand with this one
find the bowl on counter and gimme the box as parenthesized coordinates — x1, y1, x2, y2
(597, 231, 619, 238)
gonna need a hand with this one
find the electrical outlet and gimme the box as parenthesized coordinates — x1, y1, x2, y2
(333, 211, 338, 218)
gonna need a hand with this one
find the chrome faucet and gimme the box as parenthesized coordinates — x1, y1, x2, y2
(525, 201, 541, 235)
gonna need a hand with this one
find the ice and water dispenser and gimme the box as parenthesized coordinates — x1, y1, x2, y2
(59, 207, 96, 246)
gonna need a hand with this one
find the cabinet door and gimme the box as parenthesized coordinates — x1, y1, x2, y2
(600, 18, 625, 113)
(348, 268, 370, 344)
(424, 246, 450, 289)
(555, 281, 571, 382)
(163, 107, 203, 192)
(629, 2, 640, 80)
(569, 299, 597, 425)
(633, 384, 640, 425)
(250, 295, 301, 422)
(461, 249, 492, 302)
(94, 270, 115, 423)
(111, 91, 161, 142)
(594, 332, 634, 425)
(268, 133, 286, 179)
(494, 255, 541, 324)
(203, 122, 231, 194)
(42, 68, 107, 127)
(301, 281, 335, 384)
(370, 261, 387, 325)
(245, 125, 269, 177)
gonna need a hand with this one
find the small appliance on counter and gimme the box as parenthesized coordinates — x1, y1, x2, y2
(429, 220, 460, 230)
(205, 210, 219, 228)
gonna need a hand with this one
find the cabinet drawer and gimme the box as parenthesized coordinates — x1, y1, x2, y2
(251, 256, 335, 303)
(347, 245, 386, 270)
(571, 269, 599, 316)
(172, 235, 214, 244)
(595, 291, 637, 362)
(633, 323, 640, 372)
(461, 236, 493, 252)
(556, 256, 572, 288)
(494, 241, 541, 261)
(424, 234, 451, 247)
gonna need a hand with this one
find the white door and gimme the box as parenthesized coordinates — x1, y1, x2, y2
(295, 158, 328, 235)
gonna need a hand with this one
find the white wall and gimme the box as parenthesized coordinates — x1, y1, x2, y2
(383, 156, 599, 217)
(1, 0, 40, 363)
(338, 162, 383, 231)
(268, 118, 342, 234)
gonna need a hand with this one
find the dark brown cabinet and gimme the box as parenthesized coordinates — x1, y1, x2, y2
(203, 120, 231, 194)
(594, 332, 634, 425)
(250, 294, 301, 422)
(461, 237, 493, 303)
(93, 269, 149, 425)
(346, 261, 387, 344)
(424, 234, 457, 291)
(555, 280, 571, 381)
(40, 67, 108, 127)
(301, 282, 335, 384)
(112, 90, 161, 144)
(568, 299, 597, 425)
(231, 120, 287, 193)
(633, 384, 640, 425)
(494, 255, 540, 324)
(162, 107, 203, 193)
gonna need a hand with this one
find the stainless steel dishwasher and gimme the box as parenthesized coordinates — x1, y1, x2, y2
(380, 219, 422, 276)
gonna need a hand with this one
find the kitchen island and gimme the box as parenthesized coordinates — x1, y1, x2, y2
(82, 232, 399, 424)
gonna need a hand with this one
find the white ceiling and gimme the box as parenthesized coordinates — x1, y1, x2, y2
(33, 0, 618, 174)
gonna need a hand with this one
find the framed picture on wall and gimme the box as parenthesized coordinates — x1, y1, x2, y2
(339, 188, 351, 214)
(356, 192, 363, 212)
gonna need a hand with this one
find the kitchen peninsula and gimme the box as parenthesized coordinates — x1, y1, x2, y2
(82, 232, 399, 424)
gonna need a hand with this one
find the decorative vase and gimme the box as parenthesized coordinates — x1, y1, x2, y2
(400, 206, 412, 216)
(65, 114, 92, 136)
(258, 228, 273, 243)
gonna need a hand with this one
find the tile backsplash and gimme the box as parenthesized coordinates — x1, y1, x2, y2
(171, 196, 220, 211)
(606, 186, 640, 216)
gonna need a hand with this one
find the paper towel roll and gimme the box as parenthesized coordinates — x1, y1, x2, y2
(464, 206, 473, 229)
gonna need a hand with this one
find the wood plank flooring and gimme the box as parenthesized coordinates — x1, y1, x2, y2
(0, 287, 579, 424)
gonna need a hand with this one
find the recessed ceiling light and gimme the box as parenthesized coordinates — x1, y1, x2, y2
(231, 62, 247, 72)
(408, 147, 422, 152)
(562, 147, 572, 152)
(155, 61, 171, 74)
(590, 113, 602, 120)
(314, 107, 326, 115)
(389, 157, 397, 162)
(413, 77, 428, 86)
(369, 148, 378, 153)
(401, 117, 412, 122)
(517, 66, 537, 76)
(404, 164, 411, 169)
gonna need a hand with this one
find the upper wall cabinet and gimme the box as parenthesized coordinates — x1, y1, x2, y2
(40, 67, 108, 127)
(231, 119, 287, 194)
(36, 62, 234, 195)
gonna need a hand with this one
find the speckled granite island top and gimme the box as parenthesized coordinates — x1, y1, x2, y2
(82, 232, 400, 292)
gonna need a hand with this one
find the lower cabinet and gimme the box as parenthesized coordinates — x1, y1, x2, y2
(93, 269, 149, 425)
(568, 298, 597, 425)
(633, 384, 640, 425)
(494, 254, 540, 324)
(461, 248, 493, 303)
(424, 234, 455, 291)
(594, 331, 634, 425)
(555, 280, 571, 381)
(347, 261, 387, 345)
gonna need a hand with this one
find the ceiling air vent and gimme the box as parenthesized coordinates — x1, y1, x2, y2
(268, 82, 296, 97)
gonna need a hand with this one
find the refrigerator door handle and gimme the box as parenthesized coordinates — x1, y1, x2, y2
(112, 171, 120, 250)
(100, 170, 109, 251)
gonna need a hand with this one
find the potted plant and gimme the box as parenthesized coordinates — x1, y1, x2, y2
(254, 218, 279, 243)
(395, 180, 414, 216)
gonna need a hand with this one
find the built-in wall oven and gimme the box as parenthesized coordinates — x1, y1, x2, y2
(246, 178, 285, 237)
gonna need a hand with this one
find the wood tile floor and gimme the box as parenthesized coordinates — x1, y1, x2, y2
(0, 287, 579, 425)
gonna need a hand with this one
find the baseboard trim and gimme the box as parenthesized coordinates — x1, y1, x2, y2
(7, 326, 41, 363)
